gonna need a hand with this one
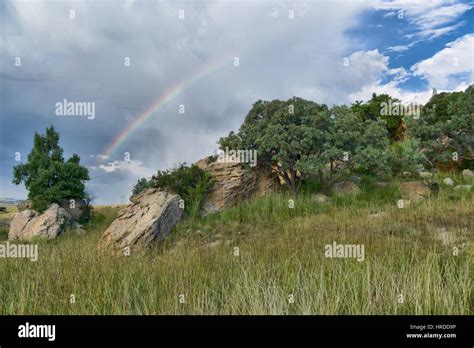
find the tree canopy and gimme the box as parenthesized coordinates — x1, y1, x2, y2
(219, 97, 390, 192)
(12, 125, 90, 212)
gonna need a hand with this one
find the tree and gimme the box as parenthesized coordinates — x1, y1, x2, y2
(12, 126, 90, 212)
(351, 93, 403, 141)
(219, 98, 390, 193)
(405, 85, 474, 168)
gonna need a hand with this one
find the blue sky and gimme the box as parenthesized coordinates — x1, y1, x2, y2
(1, 0, 473, 204)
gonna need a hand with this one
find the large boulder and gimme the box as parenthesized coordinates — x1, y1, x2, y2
(99, 188, 184, 253)
(8, 203, 72, 241)
(195, 157, 278, 214)
(400, 181, 431, 202)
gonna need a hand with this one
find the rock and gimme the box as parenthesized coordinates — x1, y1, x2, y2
(8, 204, 72, 241)
(462, 169, 474, 178)
(331, 181, 361, 196)
(207, 240, 223, 249)
(418, 171, 433, 178)
(17, 200, 32, 212)
(443, 177, 455, 186)
(402, 171, 411, 177)
(376, 182, 388, 187)
(399, 181, 431, 202)
(311, 193, 331, 204)
(350, 175, 361, 184)
(454, 185, 472, 191)
(99, 188, 184, 253)
(195, 157, 278, 215)
(72, 221, 85, 235)
(59, 199, 89, 221)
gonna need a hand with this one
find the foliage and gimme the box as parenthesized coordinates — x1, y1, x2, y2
(387, 140, 425, 176)
(405, 85, 474, 168)
(150, 163, 213, 219)
(351, 93, 403, 141)
(132, 178, 153, 195)
(219, 98, 390, 193)
(12, 126, 90, 212)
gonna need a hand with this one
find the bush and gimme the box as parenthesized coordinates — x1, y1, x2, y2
(132, 178, 153, 195)
(151, 163, 213, 219)
(387, 140, 425, 176)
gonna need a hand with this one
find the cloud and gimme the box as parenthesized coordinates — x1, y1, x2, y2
(411, 33, 474, 89)
(374, 0, 472, 41)
(98, 159, 154, 178)
(0, 0, 470, 203)
(386, 45, 410, 52)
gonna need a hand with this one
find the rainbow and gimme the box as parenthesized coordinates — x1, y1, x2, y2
(101, 54, 235, 159)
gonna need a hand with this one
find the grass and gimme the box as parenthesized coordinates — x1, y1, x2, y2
(0, 176, 472, 315)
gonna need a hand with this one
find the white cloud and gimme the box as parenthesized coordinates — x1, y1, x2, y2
(374, 0, 472, 41)
(386, 45, 410, 52)
(411, 33, 474, 89)
(99, 160, 154, 178)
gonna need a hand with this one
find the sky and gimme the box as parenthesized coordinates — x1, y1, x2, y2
(0, 0, 473, 204)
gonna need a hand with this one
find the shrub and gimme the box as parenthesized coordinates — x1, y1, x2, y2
(151, 163, 213, 219)
(387, 140, 425, 176)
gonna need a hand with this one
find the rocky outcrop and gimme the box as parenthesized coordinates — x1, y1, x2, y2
(8, 204, 72, 241)
(99, 188, 184, 253)
(195, 157, 278, 214)
(400, 181, 431, 202)
(17, 200, 32, 212)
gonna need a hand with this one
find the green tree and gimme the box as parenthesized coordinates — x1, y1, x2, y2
(12, 126, 90, 212)
(351, 93, 402, 141)
(219, 98, 390, 193)
(405, 85, 474, 168)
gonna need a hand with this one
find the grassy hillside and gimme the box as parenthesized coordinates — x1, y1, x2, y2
(0, 174, 472, 315)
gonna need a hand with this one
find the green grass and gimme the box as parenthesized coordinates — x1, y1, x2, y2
(0, 179, 472, 315)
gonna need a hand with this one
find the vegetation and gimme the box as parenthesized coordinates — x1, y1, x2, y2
(2, 86, 473, 315)
(12, 126, 90, 212)
(351, 93, 403, 141)
(219, 98, 389, 193)
(405, 86, 474, 169)
(0, 176, 471, 314)
(133, 164, 213, 219)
